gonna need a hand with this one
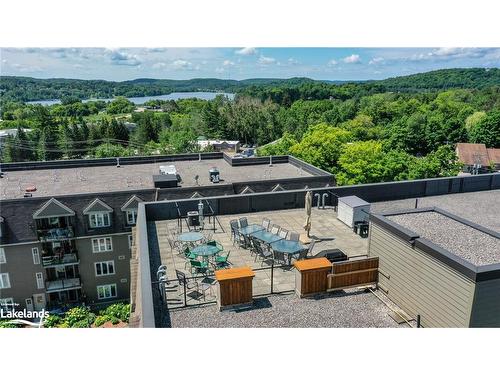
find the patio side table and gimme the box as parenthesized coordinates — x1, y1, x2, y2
(294, 257, 332, 298)
(215, 267, 255, 311)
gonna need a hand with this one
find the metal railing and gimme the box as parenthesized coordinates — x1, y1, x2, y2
(42, 253, 79, 267)
(155, 262, 295, 310)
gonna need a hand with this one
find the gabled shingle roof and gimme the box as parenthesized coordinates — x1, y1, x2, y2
(83, 198, 113, 214)
(456, 143, 489, 166)
(33, 198, 75, 219)
(121, 195, 143, 211)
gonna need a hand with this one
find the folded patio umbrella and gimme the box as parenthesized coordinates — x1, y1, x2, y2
(303, 190, 312, 238)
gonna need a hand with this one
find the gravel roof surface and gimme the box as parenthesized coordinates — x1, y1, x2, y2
(169, 291, 402, 328)
(371, 190, 500, 233)
(387, 211, 500, 266)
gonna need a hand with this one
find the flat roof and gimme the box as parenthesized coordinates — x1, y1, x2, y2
(0, 158, 314, 200)
(386, 211, 500, 267)
(372, 190, 500, 233)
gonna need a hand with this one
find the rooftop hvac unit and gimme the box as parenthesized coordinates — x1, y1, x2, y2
(337, 195, 370, 228)
(209, 167, 220, 183)
(159, 165, 177, 175)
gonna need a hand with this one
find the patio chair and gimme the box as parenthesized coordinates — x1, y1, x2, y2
(288, 232, 300, 242)
(306, 240, 317, 258)
(262, 218, 271, 231)
(168, 237, 183, 254)
(239, 217, 249, 228)
(213, 251, 231, 269)
(278, 228, 289, 239)
(175, 269, 198, 295)
(183, 248, 197, 269)
(292, 248, 309, 263)
(190, 259, 210, 276)
(229, 219, 240, 244)
(270, 224, 280, 235)
(198, 276, 217, 301)
(248, 237, 261, 258)
(207, 240, 224, 251)
(254, 240, 272, 263)
(202, 232, 213, 243)
(272, 250, 287, 266)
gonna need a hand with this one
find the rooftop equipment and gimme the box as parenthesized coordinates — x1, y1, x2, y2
(209, 167, 220, 183)
(153, 174, 178, 188)
(337, 195, 370, 228)
(159, 165, 177, 175)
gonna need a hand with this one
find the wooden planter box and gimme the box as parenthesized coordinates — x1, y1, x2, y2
(215, 267, 255, 311)
(294, 257, 332, 297)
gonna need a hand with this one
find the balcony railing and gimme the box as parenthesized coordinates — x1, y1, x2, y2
(45, 277, 82, 292)
(37, 226, 74, 242)
(42, 253, 79, 267)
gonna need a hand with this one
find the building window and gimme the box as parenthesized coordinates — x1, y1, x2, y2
(128, 235, 133, 250)
(95, 261, 115, 276)
(49, 217, 60, 226)
(92, 237, 112, 253)
(126, 210, 137, 225)
(32, 247, 40, 265)
(97, 284, 117, 300)
(0, 248, 5, 264)
(0, 273, 11, 289)
(0, 298, 14, 312)
(35, 272, 44, 289)
(89, 212, 110, 228)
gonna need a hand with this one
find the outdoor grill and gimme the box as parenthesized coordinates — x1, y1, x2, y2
(187, 211, 200, 227)
(314, 249, 348, 263)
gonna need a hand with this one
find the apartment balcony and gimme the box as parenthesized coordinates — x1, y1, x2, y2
(42, 253, 79, 268)
(37, 226, 74, 242)
(45, 277, 82, 293)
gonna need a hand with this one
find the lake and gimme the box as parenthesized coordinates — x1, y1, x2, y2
(26, 92, 235, 106)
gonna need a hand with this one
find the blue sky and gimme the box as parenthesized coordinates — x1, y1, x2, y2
(1, 47, 499, 81)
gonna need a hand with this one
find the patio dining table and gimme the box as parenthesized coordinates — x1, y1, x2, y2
(238, 224, 264, 236)
(190, 244, 220, 258)
(251, 230, 281, 244)
(178, 231, 204, 244)
(271, 239, 304, 265)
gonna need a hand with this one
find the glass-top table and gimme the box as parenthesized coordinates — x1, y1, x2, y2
(238, 224, 264, 236)
(190, 244, 220, 257)
(178, 231, 204, 243)
(251, 230, 281, 244)
(271, 239, 304, 254)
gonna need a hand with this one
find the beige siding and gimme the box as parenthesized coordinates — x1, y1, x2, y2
(469, 279, 500, 327)
(368, 223, 475, 327)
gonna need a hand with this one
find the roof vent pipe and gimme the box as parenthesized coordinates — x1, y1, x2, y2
(269, 155, 273, 167)
(314, 193, 321, 209)
(322, 193, 328, 209)
(198, 153, 201, 162)
(116, 157, 121, 168)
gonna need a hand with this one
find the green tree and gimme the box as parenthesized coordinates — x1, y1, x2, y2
(336, 141, 387, 185)
(93, 144, 131, 158)
(468, 110, 500, 147)
(289, 124, 352, 172)
(106, 97, 135, 115)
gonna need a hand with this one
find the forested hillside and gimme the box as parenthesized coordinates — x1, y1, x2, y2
(1, 68, 499, 102)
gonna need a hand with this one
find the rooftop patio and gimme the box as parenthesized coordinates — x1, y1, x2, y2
(148, 206, 370, 308)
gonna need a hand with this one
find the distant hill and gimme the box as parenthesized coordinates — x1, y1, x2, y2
(1, 68, 499, 102)
(376, 68, 500, 91)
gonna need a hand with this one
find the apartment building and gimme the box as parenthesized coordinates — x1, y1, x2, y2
(0, 153, 333, 312)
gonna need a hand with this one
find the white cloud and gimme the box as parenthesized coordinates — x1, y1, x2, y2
(327, 59, 338, 66)
(107, 49, 142, 66)
(258, 55, 276, 65)
(287, 58, 299, 65)
(215, 67, 225, 73)
(342, 54, 361, 64)
(236, 47, 257, 56)
(369, 57, 384, 65)
(172, 59, 193, 69)
(223, 60, 235, 66)
(10, 63, 43, 73)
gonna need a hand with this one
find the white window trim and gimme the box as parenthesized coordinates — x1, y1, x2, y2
(0, 273, 11, 289)
(0, 248, 5, 264)
(32, 247, 40, 265)
(94, 260, 116, 277)
(92, 237, 113, 253)
(97, 284, 117, 300)
(35, 272, 44, 289)
(126, 209, 137, 225)
(0, 297, 14, 312)
(128, 235, 133, 250)
(89, 212, 111, 228)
